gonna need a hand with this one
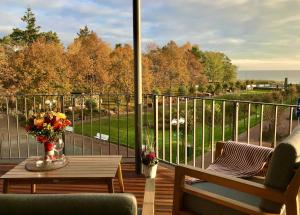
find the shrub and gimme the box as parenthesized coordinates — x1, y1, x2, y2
(84, 98, 97, 111)
(178, 85, 188, 96)
(152, 88, 161, 95)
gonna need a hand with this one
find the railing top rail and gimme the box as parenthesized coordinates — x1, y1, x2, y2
(149, 94, 299, 108)
(0, 93, 298, 108)
(0, 93, 134, 97)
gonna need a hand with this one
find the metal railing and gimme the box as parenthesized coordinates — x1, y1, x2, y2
(0, 94, 135, 160)
(151, 95, 298, 168)
(0, 93, 298, 167)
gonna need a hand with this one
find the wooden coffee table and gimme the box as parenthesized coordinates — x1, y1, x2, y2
(1, 156, 124, 194)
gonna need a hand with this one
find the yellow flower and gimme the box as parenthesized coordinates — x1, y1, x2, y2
(55, 112, 66, 120)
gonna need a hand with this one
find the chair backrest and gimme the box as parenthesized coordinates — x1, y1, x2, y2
(260, 125, 300, 213)
(0, 193, 138, 215)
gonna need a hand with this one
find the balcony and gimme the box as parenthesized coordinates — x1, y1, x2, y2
(0, 93, 299, 214)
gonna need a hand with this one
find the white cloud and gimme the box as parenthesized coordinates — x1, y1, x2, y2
(273, 15, 300, 26)
(233, 59, 300, 70)
(207, 38, 245, 45)
(0, 26, 13, 37)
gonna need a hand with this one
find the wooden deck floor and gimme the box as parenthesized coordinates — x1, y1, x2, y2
(0, 162, 174, 215)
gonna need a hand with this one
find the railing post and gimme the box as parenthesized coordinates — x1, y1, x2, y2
(15, 98, 20, 158)
(176, 97, 180, 164)
(193, 99, 196, 166)
(201, 99, 205, 169)
(273, 106, 278, 148)
(184, 98, 188, 165)
(232, 102, 239, 141)
(153, 95, 159, 157)
(289, 107, 294, 135)
(259, 104, 264, 146)
(247, 103, 251, 144)
(169, 97, 173, 163)
(222, 101, 226, 141)
(235, 102, 239, 142)
(6, 97, 11, 158)
(211, 100, 215, 162)
(162, 96, 165, 160)
(60, 95, 66, 155)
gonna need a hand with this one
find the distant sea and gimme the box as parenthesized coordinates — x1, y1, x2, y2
(238, 70, 300, 84)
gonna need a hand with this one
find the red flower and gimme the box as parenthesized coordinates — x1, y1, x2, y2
(37, 136, 48, 143)
(64, 120, 71, 126)
(146, 152, 156, 160)
(50, 116, 57, 125)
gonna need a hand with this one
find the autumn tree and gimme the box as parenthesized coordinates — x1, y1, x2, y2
(145, 44, 160, 90)
(0, 45, 17, 94)
(147, 41, 190, 92)
(8, 37, 71, 94)
(142, 55, 153, 93)
(68, 28, 111, 93)
(185, 47, 207, 87)
(109, 44, 134, 93)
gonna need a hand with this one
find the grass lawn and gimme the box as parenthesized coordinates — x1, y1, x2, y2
(73, 107, 261, 162)
(240, 89, 273, 95)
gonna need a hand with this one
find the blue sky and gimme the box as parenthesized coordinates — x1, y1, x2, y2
(0, 0, 300, 70)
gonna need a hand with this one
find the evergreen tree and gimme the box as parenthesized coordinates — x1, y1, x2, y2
(10, 8, 40, 44)
(77, 25, 92, 38)
(39, 31, 60, 43)
(4, 8, 59, 45)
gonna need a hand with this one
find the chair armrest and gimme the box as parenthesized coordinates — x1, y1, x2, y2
(142, 178, 155, 215)
(176, 165, 284, 203)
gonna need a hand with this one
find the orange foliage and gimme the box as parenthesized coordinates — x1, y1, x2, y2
(8, 38, 71, 94)
(109, 44, 134, 93)
(67, 32, 111, 93)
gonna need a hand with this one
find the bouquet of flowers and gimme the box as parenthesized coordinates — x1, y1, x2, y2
(141, 129, 158, 167)
(141, 146, 158, 167)
(26, 111, 71, 160)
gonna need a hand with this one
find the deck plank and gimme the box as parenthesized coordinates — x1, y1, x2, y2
(0, 162, 174, 215)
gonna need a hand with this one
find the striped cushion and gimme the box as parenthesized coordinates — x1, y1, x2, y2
(207, 141, 273, 178)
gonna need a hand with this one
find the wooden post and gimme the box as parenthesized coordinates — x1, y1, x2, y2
(133, 0, 143, 174)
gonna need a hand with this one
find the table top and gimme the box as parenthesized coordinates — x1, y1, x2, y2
(1, 156, 122, 180)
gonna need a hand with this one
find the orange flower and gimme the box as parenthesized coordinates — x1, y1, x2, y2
(34, 118, 44, 128)
(53, 121, 63, 130)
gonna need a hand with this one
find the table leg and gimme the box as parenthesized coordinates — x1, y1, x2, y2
(107, 179, 114, 193)
(31, 184, 36, 194)
(2, 179, 9, 194)
(117, 163, 125, 193)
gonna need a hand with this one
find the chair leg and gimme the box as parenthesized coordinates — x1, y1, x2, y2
(286, 196, 299, 215)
